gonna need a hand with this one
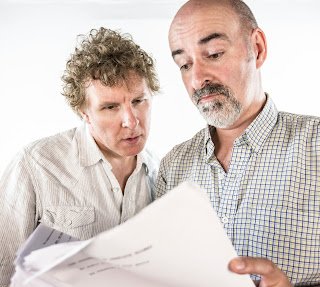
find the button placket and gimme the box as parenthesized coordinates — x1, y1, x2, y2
(121, 174, 137, 223)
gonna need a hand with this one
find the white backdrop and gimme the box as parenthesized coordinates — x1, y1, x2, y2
(1, 0, 320, 176)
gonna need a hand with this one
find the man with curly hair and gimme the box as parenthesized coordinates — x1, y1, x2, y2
(0, 27, 160, 286)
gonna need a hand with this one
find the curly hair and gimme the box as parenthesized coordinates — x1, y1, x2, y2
(61, 27, 160, 118)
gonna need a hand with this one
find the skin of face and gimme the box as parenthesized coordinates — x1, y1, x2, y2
(169, 0, 267, 130)
(81, 74, 152, 161)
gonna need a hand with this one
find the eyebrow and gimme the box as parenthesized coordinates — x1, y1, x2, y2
(172, 49, 184, 58)
(198, 33, 229, 45)
(171, 33, 230, 59)
(97, 94, 147, 108)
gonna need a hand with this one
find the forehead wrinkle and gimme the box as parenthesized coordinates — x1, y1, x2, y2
(169, 10, 233, 49)
(171, 32, 231, 60)
(169, 17, 205, 59)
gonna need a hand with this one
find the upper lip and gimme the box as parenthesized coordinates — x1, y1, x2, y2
(123, 135, 141, 140)
(197, 93, 219, 104)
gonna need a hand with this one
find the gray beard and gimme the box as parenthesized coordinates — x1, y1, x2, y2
(197, 97, 242, 129)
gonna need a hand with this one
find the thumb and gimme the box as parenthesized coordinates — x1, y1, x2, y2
(228, 257, 292, 287)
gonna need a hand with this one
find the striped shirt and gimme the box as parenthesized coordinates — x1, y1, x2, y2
(156, 96, 320, 286)
(0, 123, 158, 286)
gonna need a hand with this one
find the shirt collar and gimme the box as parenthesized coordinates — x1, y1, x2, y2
(76, 122, 150, 174)
(204, 125, 215, 162)
(76, 122, 104, 167)
(136, 149, 149, 175)
(205, 94, 278, 157)
(240, 94, 278, 154)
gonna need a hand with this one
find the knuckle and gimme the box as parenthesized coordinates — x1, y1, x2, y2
(264, 259, 276, 274)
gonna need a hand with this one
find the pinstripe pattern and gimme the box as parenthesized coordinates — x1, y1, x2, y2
(0, 123, 158, 286)
(156, 96, 320, 286)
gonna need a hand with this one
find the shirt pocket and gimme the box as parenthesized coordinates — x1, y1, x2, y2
(41, 206, 95, 240)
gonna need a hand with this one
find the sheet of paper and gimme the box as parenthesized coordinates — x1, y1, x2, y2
(13, 181, 255, 287)
(14, 223, 79, 266)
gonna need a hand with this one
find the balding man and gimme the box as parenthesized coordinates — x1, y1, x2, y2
(156, 1, 320, 286)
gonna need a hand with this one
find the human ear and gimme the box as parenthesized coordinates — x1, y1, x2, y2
(252, 27, 267, 69)
(80, 110, 91, 124)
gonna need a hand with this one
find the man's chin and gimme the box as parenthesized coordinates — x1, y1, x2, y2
(121, 144, 146, 157)
(200, 113, 234, 129)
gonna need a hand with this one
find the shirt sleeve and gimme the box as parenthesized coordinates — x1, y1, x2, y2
(155, 150, 174, 199)
(155, 160, 167, 199)
(0, 151, 37, 286)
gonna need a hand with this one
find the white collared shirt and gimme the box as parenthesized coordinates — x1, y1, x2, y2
(0, 123, 158, 286)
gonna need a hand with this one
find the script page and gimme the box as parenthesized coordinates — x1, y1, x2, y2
(18, 181, 255, 287)
(15, 223, 79, 266)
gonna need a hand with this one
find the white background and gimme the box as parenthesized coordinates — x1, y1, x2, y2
(1, 0, 320, 176)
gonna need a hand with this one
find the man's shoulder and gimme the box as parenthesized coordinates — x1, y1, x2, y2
(277, 111, 320, 133)
(163, 128, 207, 161)
(1, 127, 82, 187)
(278, 110, 320, 122)
(23, 127, 79, 158)
(15, 127, 82, 174)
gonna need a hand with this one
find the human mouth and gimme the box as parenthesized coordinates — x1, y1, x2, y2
(193, 83, 230, 105)
(122, 135, 141, 145)
(198, 93, 221, 104)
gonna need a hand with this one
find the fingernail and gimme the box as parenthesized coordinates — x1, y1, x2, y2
(234, 258, 246, 270)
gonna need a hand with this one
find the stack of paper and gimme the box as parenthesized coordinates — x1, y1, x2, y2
(11, 181, 254, 287)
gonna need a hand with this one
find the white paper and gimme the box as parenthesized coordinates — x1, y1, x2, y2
(14, 223, 79, 266)
(12, 181, 255, 287)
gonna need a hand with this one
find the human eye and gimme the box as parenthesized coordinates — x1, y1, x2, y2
(208, 52, 223, 59)
(103, 104, 117, 110)
(180, 63, 190, 71)
(132, 97, 147, 105)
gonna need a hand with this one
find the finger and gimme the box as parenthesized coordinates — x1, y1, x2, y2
(229, 257, 276, 275)
(228, 257, 292, 287)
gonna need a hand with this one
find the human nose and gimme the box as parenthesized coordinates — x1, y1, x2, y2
(191, 60, 211, 90)
(121, 107, 139, 129)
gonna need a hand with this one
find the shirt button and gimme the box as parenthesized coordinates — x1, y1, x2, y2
(218, 173, 225, 180)
(66, 219, 72, 226)
(221, 216, 229, 224)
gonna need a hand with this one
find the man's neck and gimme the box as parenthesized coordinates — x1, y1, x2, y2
(211, 126, 242, 173)
(106, 154, 137, 194)
(211, 95, 267, 172)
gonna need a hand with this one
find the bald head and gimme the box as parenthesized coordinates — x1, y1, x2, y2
(168, 0, 267, 130)
(170, 0, 258, 41)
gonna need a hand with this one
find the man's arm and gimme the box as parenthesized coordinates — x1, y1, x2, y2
(154, 157, 169, 199)
(0, 152, 37, 286)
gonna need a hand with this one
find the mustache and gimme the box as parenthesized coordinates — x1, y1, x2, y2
(193, 84, 231, 104)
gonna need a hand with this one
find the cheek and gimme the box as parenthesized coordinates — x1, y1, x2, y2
(181, 75, 195, 101)
(222, 62, 248, 92)
(139, 104, 152, 130)
(93, 114, 119, 134)
(239, 63, 255, 91)
(182, 74, 190, 89)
